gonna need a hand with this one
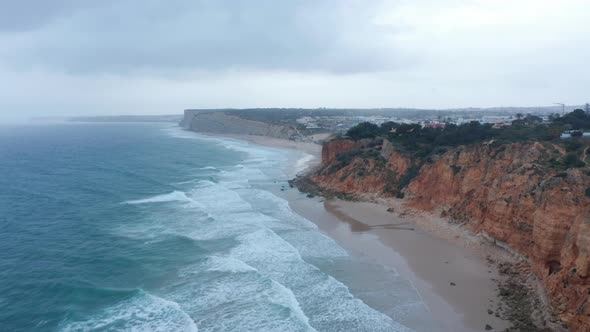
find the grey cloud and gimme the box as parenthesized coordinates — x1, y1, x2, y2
(0, 0, 109, 31)
(0, 0, 402, 74)
(3, 0, 589, 122)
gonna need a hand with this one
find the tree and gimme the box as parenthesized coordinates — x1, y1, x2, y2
(524, 114, 542, 124)
(511, 119, 526, 127)
(395, 123, 421, 134)
(554, 109, 590, 130)
(346, 122, 380, 140)
(380, 121, 399, 133)
(572, 109, 586, 117)
(542, 125, 565, 140)
(516, 113, 524, 119)
(563, 153, 585, 168)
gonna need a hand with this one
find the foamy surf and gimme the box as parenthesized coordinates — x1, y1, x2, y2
(114, 126, 424, 331)
(59, 291, 198, 332)
(269, 280, 318, 332)
(122, 191, 192, 204)
(173, 179, 201, 185)
(206, 256, 258, 273)
(3, 123, 431, 331)
(293, 153, 316, 176)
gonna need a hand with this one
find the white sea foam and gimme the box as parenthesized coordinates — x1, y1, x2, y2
(206, 256, 258, 273)
(163, 127, 281, 160)
(279, 230, 349, 258)
(268, 280, 318, 332)
(227, 227, 412, 331)
(164, 261, 317, 332)
(293, 153, 316, 175)
(230, 228, 304, 265)
(236, 187, 318, 229)
(123, 191, 192, 204)
(123, 127, 420, 331)
(173, 179, 200, 185)
(199, 166, 217, 170)
(188, 180, 252, 214)
(161, 127, 199, 140)
(60, 291, 198, 332)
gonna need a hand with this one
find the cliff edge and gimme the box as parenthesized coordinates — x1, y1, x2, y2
(305, 137, 590, 331)
(181, 110, 300, 139)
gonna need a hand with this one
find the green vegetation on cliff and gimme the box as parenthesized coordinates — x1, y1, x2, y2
(345, 110, 590, 168)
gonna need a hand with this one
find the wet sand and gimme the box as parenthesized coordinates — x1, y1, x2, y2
(284, 192, 513, 332)
(202, 132, 323, 160)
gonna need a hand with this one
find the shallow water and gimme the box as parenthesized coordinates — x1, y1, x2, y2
(0, 123, 429, 331)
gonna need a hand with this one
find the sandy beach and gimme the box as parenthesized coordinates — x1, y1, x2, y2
(287, 193, 517, 331)
(210, 133, 515, 331)
(204, 132, 324, 160)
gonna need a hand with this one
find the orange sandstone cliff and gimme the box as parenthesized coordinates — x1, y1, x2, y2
(307, 138, 590, 331)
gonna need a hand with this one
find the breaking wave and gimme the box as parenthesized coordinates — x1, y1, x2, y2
(123, 191, 192, 204)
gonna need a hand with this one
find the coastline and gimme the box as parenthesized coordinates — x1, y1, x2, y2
(194, 132, 548, 331)
(289, 196, 514, 331)
(201, 132, 323, 161)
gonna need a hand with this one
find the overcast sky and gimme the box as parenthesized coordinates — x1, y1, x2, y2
(1, 0, 589, 120)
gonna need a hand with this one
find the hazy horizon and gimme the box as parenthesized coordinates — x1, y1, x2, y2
(1, 0, 589, 122)
(3, 104, 587, 124)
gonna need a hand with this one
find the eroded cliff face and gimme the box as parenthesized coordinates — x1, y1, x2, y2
(309, 138, 590, 331)
(312, 138, 415, 198)
(182, 110, 300, 139)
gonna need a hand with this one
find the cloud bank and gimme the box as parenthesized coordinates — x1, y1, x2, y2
(0, 0, 589, 120)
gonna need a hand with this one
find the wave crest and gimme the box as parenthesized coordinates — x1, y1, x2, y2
(59, 290, 198, 332)
(123, 191, 192, 205)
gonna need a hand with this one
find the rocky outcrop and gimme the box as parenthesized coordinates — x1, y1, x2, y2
(312, 138, 415, 198)
(307, 138, 590, 331)
(321, 139, 364, 162)
(407, 142, 590, 331)
(181, 110, 300, 139)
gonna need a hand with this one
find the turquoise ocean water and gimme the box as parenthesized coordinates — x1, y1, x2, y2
(0, 123, 428, 331)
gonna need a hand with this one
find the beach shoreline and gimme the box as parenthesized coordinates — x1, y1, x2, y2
(197, 132, 551, 331)
(200, 132, 323, 160)
(292, 196, 517, 331)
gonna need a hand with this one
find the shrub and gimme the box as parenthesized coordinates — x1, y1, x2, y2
(346, 122, 380, 140)
(562, 153, 585, 169)
(450, 165, 462, 174)
(341, 110, 589, 172)
(585, 188, 590, 198)
(553, 109, 590, 130)
(397, 165, 421, 191)
(564, 140, 583, 152)
(383, 170, 399, 195)
(336, 150, 362, 166)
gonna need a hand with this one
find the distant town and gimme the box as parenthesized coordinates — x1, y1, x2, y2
(290, 104, 590, 136)
(69, 104, 590, 140)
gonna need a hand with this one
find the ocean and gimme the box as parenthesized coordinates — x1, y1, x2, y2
(0, 123, 428, 331)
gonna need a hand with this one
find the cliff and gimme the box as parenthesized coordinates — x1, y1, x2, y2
(181, 110, 300, 139)
(308, 138, 590, 331)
